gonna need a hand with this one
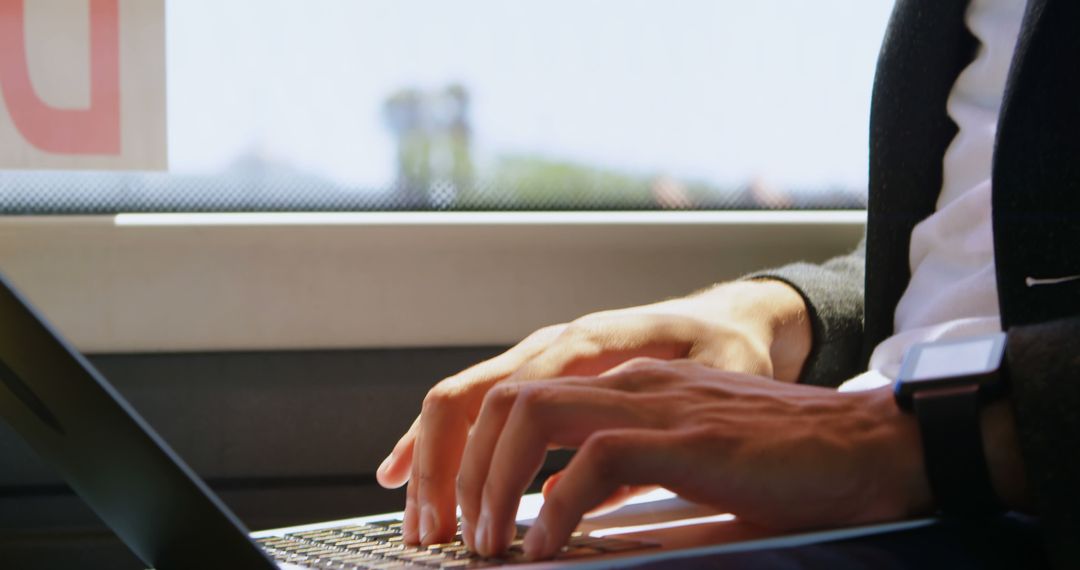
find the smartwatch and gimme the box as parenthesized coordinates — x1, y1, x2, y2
(894, 332, 1008, 518)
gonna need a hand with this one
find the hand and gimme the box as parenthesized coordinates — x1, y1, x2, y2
(456, 358, 934, 560)
(376, 281, 811, 546)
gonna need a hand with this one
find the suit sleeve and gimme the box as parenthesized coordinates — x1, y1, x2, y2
(745, 237, 867, 388)
(1005, 317, 1080, 569)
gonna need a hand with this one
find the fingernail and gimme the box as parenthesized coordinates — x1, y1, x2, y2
(524, 519, 549, 559)
(475, 512, 490, 555)
(420, 505, 438, 544)
(377, 453, 394, 475)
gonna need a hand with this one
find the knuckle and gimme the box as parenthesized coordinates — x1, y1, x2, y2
(561, 318, 601, 343)
(417, 470, 439, 486)
(421, 384, 457, 414)
(581, 433, 627, 474)
(456, 475, 479, 507)
(480, 479, 504, 508)
(515, 384, 553, 409)
(682, 425, 728, 450)
(530, 323, 569, 341)
(567, 313, 600, 328)
(616, 357, 668, 379)
(482, 382, 520, 408)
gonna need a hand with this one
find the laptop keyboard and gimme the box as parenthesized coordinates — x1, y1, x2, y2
(256, 519, 656, 569)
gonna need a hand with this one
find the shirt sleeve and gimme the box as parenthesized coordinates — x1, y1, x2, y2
(744, 237, 867, 388)
(1004, 317, 1080, 569)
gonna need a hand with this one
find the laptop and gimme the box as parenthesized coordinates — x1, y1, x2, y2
(0, 271, 934, 569)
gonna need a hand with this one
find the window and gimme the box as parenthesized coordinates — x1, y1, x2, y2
(0, 1, 893, 213)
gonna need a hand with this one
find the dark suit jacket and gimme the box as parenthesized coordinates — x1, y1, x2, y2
(759, 0, 1080, 567)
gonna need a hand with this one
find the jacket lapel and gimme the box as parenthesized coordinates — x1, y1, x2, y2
(993, 0, 1080, 328)
(864, 0, 976, 362)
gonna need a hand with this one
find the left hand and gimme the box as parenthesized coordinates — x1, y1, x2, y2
(457, 358, 934, 560)
(383, 280, 811, 547)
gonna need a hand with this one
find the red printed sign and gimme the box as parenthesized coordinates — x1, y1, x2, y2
(0, 0, 165, 170)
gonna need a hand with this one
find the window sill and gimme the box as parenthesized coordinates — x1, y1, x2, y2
(0, 211, 865, 352)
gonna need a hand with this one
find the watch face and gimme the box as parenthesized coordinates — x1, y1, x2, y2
(909, 337, 999, 381)
(895, 332, 1007, 411)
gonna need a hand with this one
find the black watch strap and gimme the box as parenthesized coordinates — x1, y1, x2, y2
(912, 383, 1003, 518)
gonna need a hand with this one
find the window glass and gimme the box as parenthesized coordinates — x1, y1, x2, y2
(0, 1, 893, 213)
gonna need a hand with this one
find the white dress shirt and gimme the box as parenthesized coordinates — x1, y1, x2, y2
(840, 0, 1027, 392)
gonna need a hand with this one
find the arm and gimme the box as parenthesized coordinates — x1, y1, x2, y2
(383, 236, 869, 546)
(1004, 316, 1080, 567)
(748, 237, 867, 387)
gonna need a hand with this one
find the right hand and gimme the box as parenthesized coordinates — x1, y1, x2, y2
(376, 280, 811, 546)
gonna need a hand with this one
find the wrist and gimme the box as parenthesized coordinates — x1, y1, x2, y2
(891, 334, 1030, 516)
(875, 393, 1029, 517)
(864, 388, 936, 519)
(980, 400, 1030, 511)
(686, 280, 811, 382)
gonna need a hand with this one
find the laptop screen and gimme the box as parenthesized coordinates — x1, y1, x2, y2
(0, 272, 275, 569)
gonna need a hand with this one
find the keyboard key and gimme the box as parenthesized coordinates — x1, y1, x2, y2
(257, 518, 656, 567)
(363, 531, 400, 541)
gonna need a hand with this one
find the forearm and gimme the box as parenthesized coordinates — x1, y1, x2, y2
(1005, 317, 1080, 566)
(744, 240, 867, 387)
(855, 389, 1031, 521)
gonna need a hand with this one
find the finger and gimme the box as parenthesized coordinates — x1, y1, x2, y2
(460, 381, 632, 553)
(399, 327, 572, 544)
(416, 390, 473, 546)
(539, 470, 563, 498)
(377, 417, 419, 489)
(472, 385, 652, 556)
(456, 383, 519, 551)
(380, 325, 569, 489)
(525, 429, 685, 560)
(401, 429, 422, 545)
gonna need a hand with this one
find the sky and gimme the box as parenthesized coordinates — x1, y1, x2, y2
(165, 0, 895, 191)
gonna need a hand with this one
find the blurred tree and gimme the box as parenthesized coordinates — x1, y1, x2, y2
(382, 84, 474, 208)
(383, 88, 431, 207)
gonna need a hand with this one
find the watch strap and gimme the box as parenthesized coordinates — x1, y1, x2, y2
(912, 383, 1003, 517)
